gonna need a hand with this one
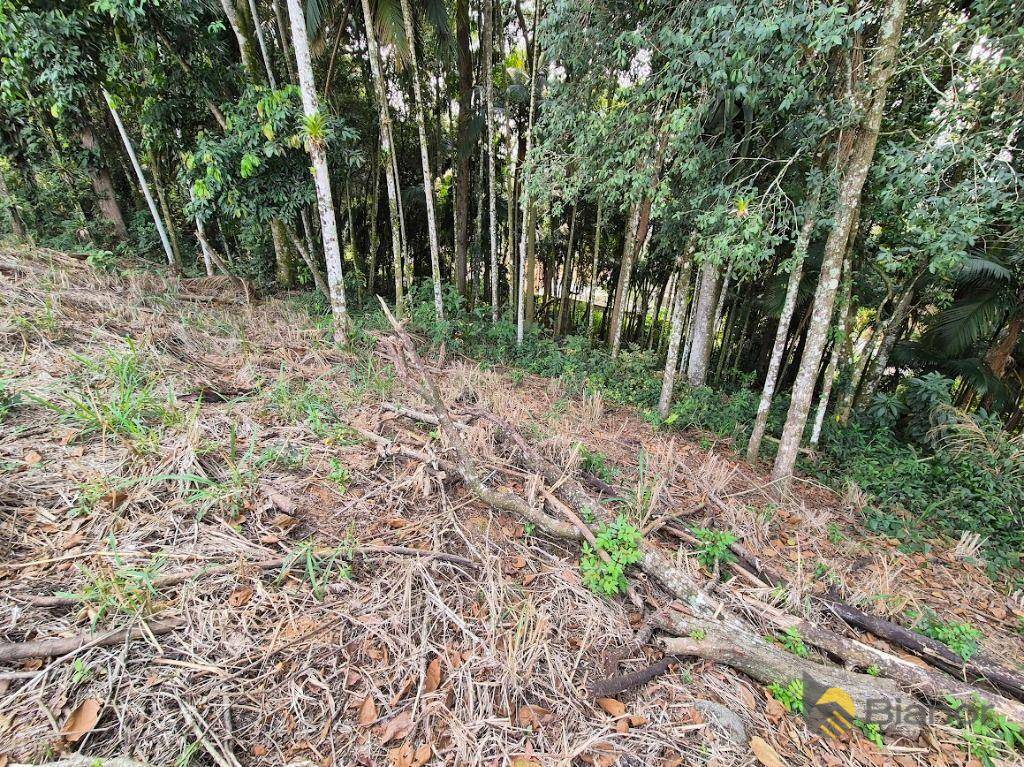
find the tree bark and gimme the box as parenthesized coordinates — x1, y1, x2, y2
(454, 0, 473, 299)
(811, 257, 853, 446)
(747, 188, 820, 461)
(482, 0, 499, 321)
(854, 278, 918, 409)
(686, 260, 721, 386)
(103, 93, 177, 270)
(0, 163, 29, 241)
(772, 0, 906, 487)
(286, 0, 349, 342)
(516, 3, 542, 345)
(79, 123, 129, 241)
(658, 253, 692, 418)
(247, 0, 278, 87)
(987, 312, 1023, 379)
(608, 203, 639, 352)
(147, 149, 183, 268)
(361, 0, 405, 315)
(586, 200, 602, 338)
(555, 205, 576, 336)
(220, 0, 261, 77)
(400, 0, 445, 320)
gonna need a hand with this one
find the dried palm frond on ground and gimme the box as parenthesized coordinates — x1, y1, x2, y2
(2, 247, 1023, 767)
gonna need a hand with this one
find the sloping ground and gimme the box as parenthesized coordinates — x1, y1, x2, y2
(0, 247, 1021, 767)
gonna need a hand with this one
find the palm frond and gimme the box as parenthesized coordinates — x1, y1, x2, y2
(374, 0, 409, 63)
(922, 291, 1008, 356)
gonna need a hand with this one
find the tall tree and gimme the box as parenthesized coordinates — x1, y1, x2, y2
(454, 0, 473, 299)
(772, 0, 908, 486)
(285, 0, 349, 342)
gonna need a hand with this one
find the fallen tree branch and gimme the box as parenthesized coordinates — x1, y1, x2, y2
(824, 596, 1024, 704)
(0, 617, 185, 663)
(655, 607, 925, 738)
(24, 546, 477, 609)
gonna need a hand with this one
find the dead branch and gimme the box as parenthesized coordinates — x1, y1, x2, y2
(0, 617, 185, 663)
(824, 596, 1024, 704)
(655, 607, 925, 738)
(24, 547, 477, 609)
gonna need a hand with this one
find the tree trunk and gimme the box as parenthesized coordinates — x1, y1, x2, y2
(810, 257, 853, 446)
(747, 188, 819, 461)
(772, 0, 906, 487)
(987, 312, 1023, 379)
(658, 254, 692, 418)
(194, 215, 217, 276)
(79, 123, 129, 241)
(454, 0, 473, 299)
(286, 0, 349, 342)
(271, 0, 297, 84)
(483, 0, 499, 321)
(0, 163, 29, 241)
(284, 223, 330, 298)
(686, 260, 721, 386)
(555, 205, 576, 336)
(608, 203, 639, 352)
(367, 159, 380, 295)
(270, 218, 294, 287)
(103, 93, 177, 270)
(247, 0, 277, 87)
(147, 149, 183, 268)
(220, 0, 261, 77)
(516, 1, 542, 345)
(400, 0, 445, 319)
(854, 279, 918, 409)
(361, 0, 405, 315)
(586, 201, 602, 337)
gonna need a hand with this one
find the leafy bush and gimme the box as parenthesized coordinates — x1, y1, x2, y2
(663, 385, 767, 445)
(767, 679, 804, 714)
(946, 696, 1024, 767)
(580, 514, 644, 596)
(914, 611, 983, 661)
(690, 526, 738, 572)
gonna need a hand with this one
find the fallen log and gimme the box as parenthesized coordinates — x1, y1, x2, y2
(0, 617, 184, 663)
(825, 596, 1024, 703)
(655, 607, 926, 738)
(23, 547, 476, 609)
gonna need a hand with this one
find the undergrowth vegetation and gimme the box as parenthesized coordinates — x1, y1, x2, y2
(391, 289, 1023, 577)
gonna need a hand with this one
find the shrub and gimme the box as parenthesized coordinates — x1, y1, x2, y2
(580, 515, 644, 596)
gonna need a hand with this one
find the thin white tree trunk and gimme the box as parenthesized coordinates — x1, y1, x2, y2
(399, 0, 444, 319)
(679, 265, 702, 375)
(193, 212, 216, 276)
(285, 0, 348, 342)
(747, 189, 820, 461)
(360, 0, 405, 315)
(810, 258, 852, 447)
(686, 259, 721, 386)
(103, 91, 177, 271)
(248, 0, 277, 88)
(516, 1, 542, 346)
(586, 199, 602, 337)
(609, 203, 640, 356)
(220, 0, 260, 76)
(658, 253, 692, 418)
(483, 0, 499, 322)
(772, 0, 906, 486)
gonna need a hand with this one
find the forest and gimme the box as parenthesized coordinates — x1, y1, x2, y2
(1, 0, 1023, 765)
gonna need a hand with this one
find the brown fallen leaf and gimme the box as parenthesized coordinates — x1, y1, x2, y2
(413, 743, 431, 765)
(358, 696, 377, 727)
(251, 745, 268, 756)
(596, 697, 626, 717)
(749, 736, 788, 767)
(61, 698, 101, 742)
(228, 586, 253, 607)
(424, 657, 442, 693)
(24, 450, 42, 466)
(379, 711, 415, 745)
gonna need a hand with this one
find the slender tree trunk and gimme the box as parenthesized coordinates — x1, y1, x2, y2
(104, 92, 177, 270)
(679, 265, 703, 375)
(658, 252, 692, 418)
(810, 257, 853, 447)
(286, 0, 348, 342)
(270, 218, 295, 286)
(837, 325, 876, 424)
(608, 203, 639, 351)
(524, 203, 538, 327)
(483, 0, 499, 321)
(361, 0, 405, 315)
(147, 148, 183, 268)
(453, 0, 473, 299)
(586, 200, 602, 337)
(0, 163, 29, 241)
(399, 0, 445, 319)
(516, 1, 542, 345)
(367, 159, 380, 295)
(772, 0, 906, 487)
(271, 0, 297, 84)
(220, 0, 261, 79)
(285, 223, 330, 297)
(747, 188, 820, 461)
(555, 205, 577, 336)
(248, 0, 277, 87)
(854, 279, 918, 409)
(987, 313, 1023, 380)
(686, 260, 721, 386)
(79, 123, 130, 240)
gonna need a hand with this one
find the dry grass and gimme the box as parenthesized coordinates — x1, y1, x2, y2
(1, 247, 1021, 766)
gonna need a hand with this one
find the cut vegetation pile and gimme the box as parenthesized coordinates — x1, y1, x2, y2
(2, 248, 1023, 767)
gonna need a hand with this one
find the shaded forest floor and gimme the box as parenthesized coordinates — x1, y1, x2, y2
(1, 247, 1022, 766)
